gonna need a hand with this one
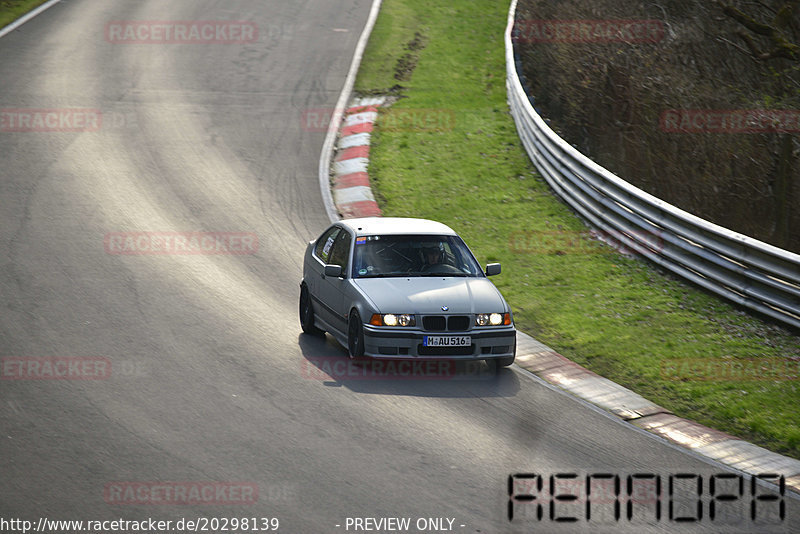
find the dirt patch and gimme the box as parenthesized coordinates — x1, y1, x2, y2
(394, 31, 426, 81)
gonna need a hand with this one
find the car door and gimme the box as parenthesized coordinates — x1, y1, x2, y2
(307, 225, 341, 326)
(317, 228, 352, 336)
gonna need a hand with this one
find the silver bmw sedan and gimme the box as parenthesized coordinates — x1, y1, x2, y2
(300, 217, 516, 367)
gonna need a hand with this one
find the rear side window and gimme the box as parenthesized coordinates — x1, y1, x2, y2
(314, 226, 341, 262)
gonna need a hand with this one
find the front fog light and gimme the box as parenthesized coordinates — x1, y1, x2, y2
(489, 313, 503, 325)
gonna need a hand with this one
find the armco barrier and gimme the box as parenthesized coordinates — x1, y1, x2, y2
(505, 0, 800, 330)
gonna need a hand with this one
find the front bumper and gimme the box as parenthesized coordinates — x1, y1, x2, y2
(361, 325, 516, 360)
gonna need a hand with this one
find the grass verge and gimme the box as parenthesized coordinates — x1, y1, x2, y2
(0, 0, 50, 30)
(353, 0, 800, 458)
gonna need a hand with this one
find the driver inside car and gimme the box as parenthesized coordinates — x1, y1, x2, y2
(421, 244, 443, 270)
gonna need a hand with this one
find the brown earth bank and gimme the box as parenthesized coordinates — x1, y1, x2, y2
(514, 0, 800, 253)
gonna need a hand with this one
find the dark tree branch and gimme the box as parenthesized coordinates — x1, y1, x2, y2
(718, 2, 776, 35)
(716, 0, 800, 61)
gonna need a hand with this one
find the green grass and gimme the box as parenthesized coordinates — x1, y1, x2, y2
(0, 0, 50, 29)
(354, 0, 800, 458)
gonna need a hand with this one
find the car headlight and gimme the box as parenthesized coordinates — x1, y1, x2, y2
(476, 313, 511, 326)
(370, 314, 416, 326)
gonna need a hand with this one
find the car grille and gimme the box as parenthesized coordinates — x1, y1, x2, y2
(447, 316, 470, 331)
(422, 316, 446, 331)
(421, 315, 471, 332)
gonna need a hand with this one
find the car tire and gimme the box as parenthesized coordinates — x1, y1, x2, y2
(299, 284, 324, 336)
(492, 355, 515, 368)
(347, 310, 365, 359)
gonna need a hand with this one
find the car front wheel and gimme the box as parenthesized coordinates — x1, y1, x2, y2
(299, 284, 324, 336)
(347, 310, 365, 359)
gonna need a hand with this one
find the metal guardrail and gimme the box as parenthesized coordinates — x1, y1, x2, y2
(504, 0, 800, 330)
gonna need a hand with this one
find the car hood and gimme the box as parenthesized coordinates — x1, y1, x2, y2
(352, 276, 506, 314)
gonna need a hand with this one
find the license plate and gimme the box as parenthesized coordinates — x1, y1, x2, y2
(423, 336, 471, 347)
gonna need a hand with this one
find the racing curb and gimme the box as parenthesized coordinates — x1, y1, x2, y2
(323, 97, 800, 497)
(318, 0, 800, 497)
(331, 97, 385, 218)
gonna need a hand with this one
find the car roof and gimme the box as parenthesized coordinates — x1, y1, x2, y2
(337, 217, 457, 237)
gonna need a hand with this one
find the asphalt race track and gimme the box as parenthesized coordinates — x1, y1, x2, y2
(0, 1, 797, 533)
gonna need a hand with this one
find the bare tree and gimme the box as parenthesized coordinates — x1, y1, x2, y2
(715, 0, 799, 246)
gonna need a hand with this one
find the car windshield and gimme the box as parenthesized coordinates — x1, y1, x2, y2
(352, 234, 484, 278)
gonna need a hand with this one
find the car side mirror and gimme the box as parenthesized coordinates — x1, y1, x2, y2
(324, 264, 343, 278)
(485, 263, 501, 276)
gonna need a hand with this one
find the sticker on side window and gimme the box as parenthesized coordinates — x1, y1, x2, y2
(322, 236, 335, 258)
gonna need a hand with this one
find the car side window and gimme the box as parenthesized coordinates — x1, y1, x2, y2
(314, 227, 341, 263)
(328, 230, 352, 273)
